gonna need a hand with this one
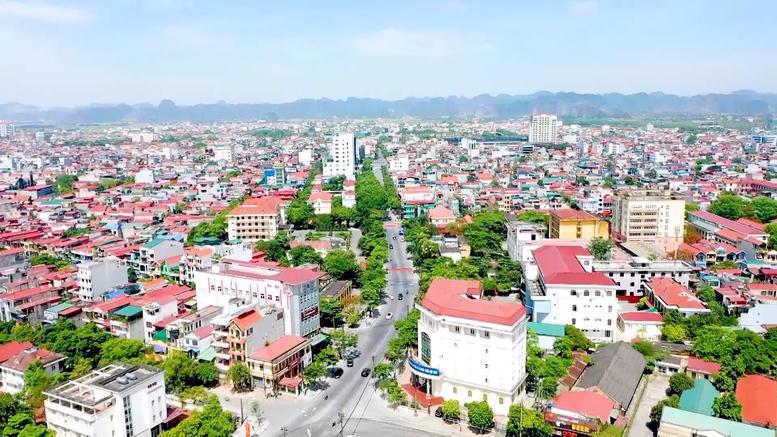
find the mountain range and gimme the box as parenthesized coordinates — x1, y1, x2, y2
(2, 91, 777, 124)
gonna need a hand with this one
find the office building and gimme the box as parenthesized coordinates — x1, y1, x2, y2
(44, 363, 166, 437)
(226, 196, 285, 242)
(193, 259, 323, 337)
(77, 258, 129, 302)
(410, 278, 527, 415)
(548, 209, 609, 239)
(529, 114, 559, 145)
(323, 132, 357, 179)
(612, 191, 685, 253)
(0, 122, 14, 139)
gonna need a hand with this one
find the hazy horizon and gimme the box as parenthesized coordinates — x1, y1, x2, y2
(2, 0, 776, 107)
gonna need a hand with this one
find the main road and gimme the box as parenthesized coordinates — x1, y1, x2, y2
(273, 200, 425, 435)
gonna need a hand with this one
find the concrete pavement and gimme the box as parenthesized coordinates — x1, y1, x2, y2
(625, 374, 669, 437)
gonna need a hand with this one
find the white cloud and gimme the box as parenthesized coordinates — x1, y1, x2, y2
(568, 0, 597, 15)
(0, 1, 92, 23)
(352, 28, 494, 59)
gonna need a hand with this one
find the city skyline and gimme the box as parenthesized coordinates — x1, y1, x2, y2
(2, 0, 776, 106)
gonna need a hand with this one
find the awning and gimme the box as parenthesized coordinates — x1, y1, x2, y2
(308, 333, 327, 346)
(197, 346, 216, 362)
(278, 376, 302, 388)
(153, 328, 168, 341)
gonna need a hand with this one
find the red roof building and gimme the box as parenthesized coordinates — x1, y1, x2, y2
(736, 375, 777, 428)
(644, 277, 710, 316)
(421, 278, 526, 326)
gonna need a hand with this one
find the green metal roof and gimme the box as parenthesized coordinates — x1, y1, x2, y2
(679, 378, 719, 416)
(45, 301, 74, 314)
(152, 328, 168, 341)
(197, 346, 216, 362)
(143, 238, 166, 249)
(660, 407, 773, 437)
(528, 322, 566, 337)
(112, 305, 143, 318)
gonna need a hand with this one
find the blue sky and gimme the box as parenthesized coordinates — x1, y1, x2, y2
(1, 0, 775, 106)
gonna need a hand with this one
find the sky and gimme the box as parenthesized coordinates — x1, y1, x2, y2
(1, 0, 776, 107)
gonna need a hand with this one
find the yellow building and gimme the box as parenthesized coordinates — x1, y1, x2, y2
(548, 209, 609, 239)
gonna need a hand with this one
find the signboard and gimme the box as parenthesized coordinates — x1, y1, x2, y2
(408, 356, 441, 378)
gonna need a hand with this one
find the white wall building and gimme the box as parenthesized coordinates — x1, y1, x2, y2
(77, 258, 129, 302)
(525, 245, 618, 342)
(193, 260, 323, 337)
(612, 191, 685, 253)
(45, 363, 166, 437)
(298, 149, 313, 167)
(388, 154, 410, 173)
(529, 114, 559, 145)
(213, 144, 235, 163)
(0, 122, 15, 139)
(134, 168, 156, 185)
(323, 132, 356, 179)
(411, 278, 527, 416)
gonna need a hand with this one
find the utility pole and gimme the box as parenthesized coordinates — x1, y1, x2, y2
(338, 410, 345, 437)
(281, 426, 288, 437)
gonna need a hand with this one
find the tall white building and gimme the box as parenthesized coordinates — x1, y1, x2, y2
(323, 132, 356, 179)
(77, 258, 129, 302)
(612, 191, 685, 253)
(44, 363, 166, 437)
(0, 122, 14, 139)
(410, 278, 527, 415)
(529, 114, 559, 145)
(193, 259, 323, 337)
(213, 144, 235, 163)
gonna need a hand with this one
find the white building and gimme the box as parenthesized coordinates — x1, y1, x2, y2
(0, 122, 15, 139)
(298, 149, 313, 167)
(323, 132, 356, 179)
(411, 278, 527, 416)
(213, 144, 235, 163)
(1, 347, 65, 394)
(193, 259, 323, 337)
(44, 363, 166, 437)
(612, 191, 685, 253)
(529, 114, 559, 145)
(226, 196, 285, 242)
(77, 258, 129, 302)
(129, 132, 155, 143)
(134, 168, 156, 185)
(388, 154, 410, 173)
(525, 245, 618, 342)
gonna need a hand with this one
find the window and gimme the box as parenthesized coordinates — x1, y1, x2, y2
(605, 330, 611, 337)
(595, 291, 601, 296)
(483, 331, 490, 338)
(468, 390, 472, 397)
(572, 318, 576, 324)
(572, 305, 577, 311)
(499, 397, 504, 405)
(452, 386, 457, 394)
(469, 328, 475, 336)
(454, 326, 460, 333)
(421, 333, 432, 364)
(571, 290, 577, 296)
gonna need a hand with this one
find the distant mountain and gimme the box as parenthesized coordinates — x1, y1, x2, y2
(2, 91, 777, 124)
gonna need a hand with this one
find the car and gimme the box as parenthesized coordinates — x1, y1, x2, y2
(434, 407, 444, 418)
(392, 235, 396, 240)
(387, 294, 394, 300)
(385, 312, 393, 320)
(398, 293, 403, 301)
(346, 358, 354, 367)
(361, 368, 371, 377)
(345, 348, 361, 359)
(389, 244, 393, 249)
(330, 367, 344, 378)
(399, 229, 405, 236)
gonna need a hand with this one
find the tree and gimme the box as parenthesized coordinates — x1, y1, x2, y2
(3, 412, 33, 437)
(697, 285, 716, 304)
(708, 194, 746, 220)
(517, 210, 548, 226)
(319, 296, 343, 328)
(287, 199, 315, 228)
(263, 232, 291, 264)
(302, 360, 326, 388)
(28, 254, 70, 269)
(465, 401, 495, 433)
(250, 400, 264, 424)
(712, 392, 743, 422)
(323, 250, 361, 282)
(179, 386, 210, 405)
(662, 324, 688, 343)
(98, 337, 148, 365)
(227, 361, 252, 392)
(329, 329, 358, 358)
(669, 373, 694, 395)
(160, 396, 235, 437)
(649, 395, 679, 424)
(588, 238, 614, 261)
(163, 351, 218, 393)
(748, 196, 777, 223)
(506, 404, 553, 437)
(0, 394, 31, 432)
(70, 357, 94, 378)
(289, 246, 323, 266)
(17, 425, 54, 437)
(23, 359, 55, 409)
(538, 377, 558, 399)
(441, 399, 461, 422)
(372, 362, 394, 380)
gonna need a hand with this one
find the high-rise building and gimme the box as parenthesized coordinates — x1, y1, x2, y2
(529, 114, 559, 145)
(0, 122, 14, 139)
(44, 363, 166, 437)
(612, 190, 685, 253)
(323, 132, 356, 179)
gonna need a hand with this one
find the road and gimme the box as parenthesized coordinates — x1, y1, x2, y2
(272, 214, 422, 437)
(626, 374, 669, 437)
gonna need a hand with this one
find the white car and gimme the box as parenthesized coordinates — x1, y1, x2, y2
(385, 312, 393, 320)
(387, 294, 394, 300)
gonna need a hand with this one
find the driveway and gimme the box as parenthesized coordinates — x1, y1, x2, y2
(626, 374, 670, 437)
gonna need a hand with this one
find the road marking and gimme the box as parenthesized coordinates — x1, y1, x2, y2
(388, 267, 412, 272)
(307, 428, 311, 437)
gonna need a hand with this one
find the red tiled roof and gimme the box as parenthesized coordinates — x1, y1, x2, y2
(620, 311, 663, 323)
(0, 341, 33, 363)
(308, 191, 333, 202)
(692, 210, 766, 236)
(551, 209, 600, 221)
(533, 246, 615, 286)
(251, 335, 308, 362)
(0, 348, 64, 372)
(428, 205, 455, 220)
(736, 375, 777, 427)
(553, 390, 615, 423)
(232, 309, 262, 331)
(228, 196, 282, 216)
(686, 357, 721, 374)
(421, 278, 526, 326)
(647, 277, 707, 311)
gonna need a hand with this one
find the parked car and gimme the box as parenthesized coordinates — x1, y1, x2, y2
(346, 358, 354, 367)
(360, 368, 371, 377)
(389, 244, 393, 249)
(385, 312, 393, 320)
(387, 294, 394, 300)
(329, 367, 344, 378)
(398, 293, 403, 301)
(434, 407, 444, 418)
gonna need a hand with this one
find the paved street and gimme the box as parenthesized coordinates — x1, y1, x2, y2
(625, 374, 669, 437)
